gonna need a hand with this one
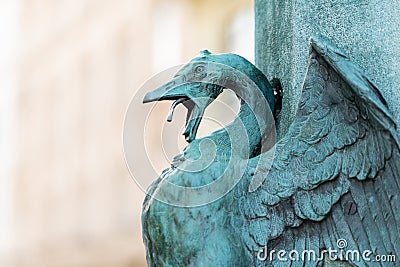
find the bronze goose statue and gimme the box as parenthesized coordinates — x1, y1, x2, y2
(141, 35, 400, 266)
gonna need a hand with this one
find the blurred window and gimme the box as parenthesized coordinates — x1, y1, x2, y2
(226, 7, 254, 63)
(152, 1, 183, 73)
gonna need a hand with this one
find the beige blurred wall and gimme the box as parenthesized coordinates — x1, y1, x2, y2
(0, 0, 253, 266)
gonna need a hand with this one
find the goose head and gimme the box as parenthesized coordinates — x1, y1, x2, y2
(143, 50, 276, 143)
(143, 50, 226, 142)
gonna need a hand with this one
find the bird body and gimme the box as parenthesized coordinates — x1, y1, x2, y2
(141, 35, 400, 266)
(142, 54, 274, 266)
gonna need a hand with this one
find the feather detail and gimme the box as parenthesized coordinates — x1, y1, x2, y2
(241, 35, 400, 264)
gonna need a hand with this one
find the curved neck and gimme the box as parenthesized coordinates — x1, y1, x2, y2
(211, 70, 275, 158)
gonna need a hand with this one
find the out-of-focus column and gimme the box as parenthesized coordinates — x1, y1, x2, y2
(255, 0, 400, 136)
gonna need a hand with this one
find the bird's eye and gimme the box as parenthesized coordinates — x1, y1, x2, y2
(194, 65, 205, 73)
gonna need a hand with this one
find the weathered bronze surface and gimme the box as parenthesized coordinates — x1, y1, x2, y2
(141, 35, 400, 266)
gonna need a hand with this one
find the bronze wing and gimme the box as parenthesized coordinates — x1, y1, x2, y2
(238, 35, 400, 267)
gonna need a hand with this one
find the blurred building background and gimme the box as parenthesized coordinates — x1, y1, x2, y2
(0, 0, 254, 266)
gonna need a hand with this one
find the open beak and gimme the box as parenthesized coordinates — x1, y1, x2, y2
(143, 77, 205, 143)
(143, 76, 187, 103)
(142, 76, 190, 122)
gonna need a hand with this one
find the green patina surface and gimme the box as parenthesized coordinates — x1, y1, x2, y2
(141, 35, 400, 266)
(255, 0, 400, 137)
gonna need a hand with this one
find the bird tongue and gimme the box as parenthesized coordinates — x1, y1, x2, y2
(167, 98, 186, 122)
(166, 98, 197, 142)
